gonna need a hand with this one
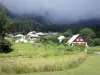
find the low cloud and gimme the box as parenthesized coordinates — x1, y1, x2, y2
(0, 0, 100, 23)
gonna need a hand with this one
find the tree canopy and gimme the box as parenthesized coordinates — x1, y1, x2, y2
(80, 28, 95, 40)
(0, 8, 13, 39)
(0, 8, 13, 53)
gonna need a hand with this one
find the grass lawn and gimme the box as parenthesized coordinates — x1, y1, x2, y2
(87, 46, 100, 54)
(6, 55, 100, 75)
(0, 43, 86, 74)
(0, 43, 100, 75)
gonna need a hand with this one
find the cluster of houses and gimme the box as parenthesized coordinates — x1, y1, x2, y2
(14, 31, 45, 43)
(13, 31, 88, 46)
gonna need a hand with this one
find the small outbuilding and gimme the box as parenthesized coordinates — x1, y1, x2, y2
(67, 34, 88, 46)
(58, 36, 65, 43)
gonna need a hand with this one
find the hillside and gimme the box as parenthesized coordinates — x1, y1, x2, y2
(0, 7, 100, 35)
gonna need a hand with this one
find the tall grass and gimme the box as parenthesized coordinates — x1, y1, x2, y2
(0, 43, 87, 74)
(0, 52, 87, 74)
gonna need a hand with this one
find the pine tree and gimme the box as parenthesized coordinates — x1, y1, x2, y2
(0, 8, 13, 53)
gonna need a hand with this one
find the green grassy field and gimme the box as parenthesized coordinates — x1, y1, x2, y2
(0, 43, 86, 74)
(6, 54, 100, 75)
(87, 46, 100, 54)
(0, 43, 100, 75)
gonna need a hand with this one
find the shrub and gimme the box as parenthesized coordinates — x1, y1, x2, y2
(88, 38, 100, 46)
(74, 44, 86, 50)
(40, 35, 59, 44)
(61, 38, 69, 45)
(0, 39, 13, 53)
(64, 45, 85, 54)
(93, 38, 100, 46)
(64, 46, 75, 54)
(88, 39, 94, 46)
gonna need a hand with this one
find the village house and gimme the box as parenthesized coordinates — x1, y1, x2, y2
(36, 32, 45, 36)
(27, 31, 37, 36)
(27, 31, 45, 39)
(27, 31, 39, 39)
(27, 31, 40, 43)
(67, 34, 88, 47)
(14, 31, 46, 43)
(14, 34, 28, 43)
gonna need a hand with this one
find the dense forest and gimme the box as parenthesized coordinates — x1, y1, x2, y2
(8, 15, 100, 38)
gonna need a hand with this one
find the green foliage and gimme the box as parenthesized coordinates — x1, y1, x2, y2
(0, 8, 13, 39)
(0, 9, 8, 39)
(0, 52, 87, 74)
(92, 38, 100, 46)
(61, 38, 70, 45)
(17, 54, 100, 75)
(64, 46, 74, 52)
(0, 39, 13, 53)
(87, 46, 100, 54)
(63, 29, 72, 37)
(80, 28, 95, 40)
(40, 35, 59, 44)
(88, 38, 100, 46)
(87, 39, 94, 46)
(0, 43, 87, 74)
(0, 8, 13, 53)
(64, 45, 85, 54)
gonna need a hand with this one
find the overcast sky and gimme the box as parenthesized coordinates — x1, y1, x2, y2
(0, 0, 100, 23)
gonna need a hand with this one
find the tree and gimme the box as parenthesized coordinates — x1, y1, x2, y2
(0, 8, 13, 53)
(63, 29, 72, 37)
(80, 28, 95, 40)
(0, 9, 13, 38)
(93, 38, 100, 46)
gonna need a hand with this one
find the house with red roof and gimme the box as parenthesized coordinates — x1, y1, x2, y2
(67, 34, 88, 46)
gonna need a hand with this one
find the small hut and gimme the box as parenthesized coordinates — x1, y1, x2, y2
(58, 36, 65, 43)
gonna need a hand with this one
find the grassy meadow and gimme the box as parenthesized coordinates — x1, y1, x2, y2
(0, 43, 87, 74)
(7, 54, 100, 75)
(1, 46, 99, 75)
(87, 46, 100, 54)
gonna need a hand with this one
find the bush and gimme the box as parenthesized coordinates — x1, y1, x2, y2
(64, 46, 74, 52)
(0, 39, 13, 53)
(61, 38, 69, 45)
(93, 38, 100, 46)
(88, 38, 100, 46)
(64, 45, 85, 54)
(88, 39, 94, 46)
(40, 35, 59, 44)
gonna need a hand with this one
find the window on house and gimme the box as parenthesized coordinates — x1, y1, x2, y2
(77, 39, 79, 41)
(81, 39, 83, 41)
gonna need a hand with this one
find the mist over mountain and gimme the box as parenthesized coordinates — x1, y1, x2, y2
(6, 11, 100, 24)
(0, 0, 100, 24)
(3, 9, 100, 24)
